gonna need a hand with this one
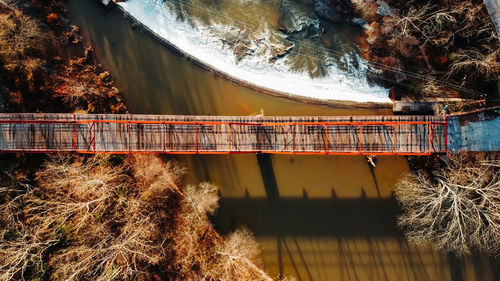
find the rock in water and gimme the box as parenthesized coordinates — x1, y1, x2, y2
(376, 0, 394, 17)
(311, 0, 357, 24)
(233, 42, 254, 62)
(352, 17, 369, 29)
(277, 0, 320, 34)
(101, 0, 113, 8)
(270, 42, 294, 61)
(312, 0, 342, 23)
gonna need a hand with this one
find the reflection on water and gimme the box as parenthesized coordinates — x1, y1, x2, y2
(259, 237, 494, 281)
(68, 1, 498, 280)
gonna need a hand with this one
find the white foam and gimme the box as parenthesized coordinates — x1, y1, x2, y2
(118, 0, 392, 104)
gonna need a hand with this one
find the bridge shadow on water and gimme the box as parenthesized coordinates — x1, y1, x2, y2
(212, 153, 399, 237)
(213, 195, 400, 237)
(210, 153, 499, 281)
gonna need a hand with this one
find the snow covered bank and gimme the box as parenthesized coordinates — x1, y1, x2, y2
(117, 0, 392, 104)
(448, 109, 500, 152)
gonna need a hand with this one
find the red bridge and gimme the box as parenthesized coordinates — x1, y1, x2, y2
(0, 113, 448, 155)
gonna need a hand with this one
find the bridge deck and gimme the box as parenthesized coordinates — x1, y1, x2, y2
(0, 113, 447, 155)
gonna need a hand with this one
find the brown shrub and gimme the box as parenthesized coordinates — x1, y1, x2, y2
(50, 48, 126, 113)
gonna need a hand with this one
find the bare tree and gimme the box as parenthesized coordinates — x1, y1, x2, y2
(0, 169, 55, 281)
(171, 182, 221, 278)
(394, 154, 500, 256)
(1, 155, 172, 280)
(1, 154, 274, 280)
(213, 227, 272, 281)
(29, 155, 168, 280)
(448, 48, 500, 80)
(352, 0, 499, 99)
(0, 5, 47, 60)
(51, 75, 98, 107)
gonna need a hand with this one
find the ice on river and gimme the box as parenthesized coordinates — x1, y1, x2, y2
(118, 0, 392, 104)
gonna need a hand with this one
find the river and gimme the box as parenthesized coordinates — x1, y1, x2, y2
(68, 1, 497, 280)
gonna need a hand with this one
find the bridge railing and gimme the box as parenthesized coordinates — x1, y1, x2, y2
(0, 119, 448, 155)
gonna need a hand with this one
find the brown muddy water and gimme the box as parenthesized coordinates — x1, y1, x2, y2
(69, 1, 498, 280)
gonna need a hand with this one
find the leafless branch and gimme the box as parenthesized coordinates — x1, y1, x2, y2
(395, 154, 500, 256)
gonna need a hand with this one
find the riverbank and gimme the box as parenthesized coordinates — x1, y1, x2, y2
(114, 0, 393, 107)
(349, 0, 500, 101)
(0, 0, 127, 113)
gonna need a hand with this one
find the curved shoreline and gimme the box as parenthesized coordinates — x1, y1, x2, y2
(112, 2, 393, 109)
